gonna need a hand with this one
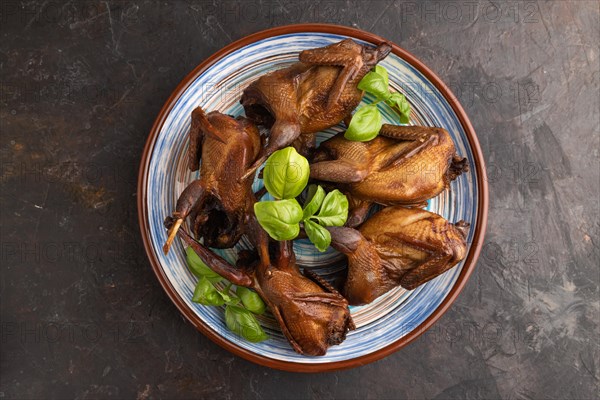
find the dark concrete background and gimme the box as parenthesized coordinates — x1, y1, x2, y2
(1, 1, 598, 399)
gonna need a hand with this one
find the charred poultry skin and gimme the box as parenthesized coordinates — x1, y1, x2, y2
(240, 39, 392, 179)
(163, 107, 261, 253)
(167, 215, 355, 356)
(310, 124, 469, 226)
(328, 206, 469, 306)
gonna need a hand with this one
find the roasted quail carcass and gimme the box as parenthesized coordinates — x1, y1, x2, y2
(310, 124, 469, 226)
(328, 206, 469, 305)
(163, 107, 261, 253)
(167, 215, 355, 356)
(240, 39, 392, 179)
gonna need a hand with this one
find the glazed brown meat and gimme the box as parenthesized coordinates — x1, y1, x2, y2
(169, 216, 354, 356)
(329, 206, 469, 305)
(240, 39, 392, 178)
(252, 240, 354, 356)
(163, 107, 261, 253)
(310, 124, 468, 226)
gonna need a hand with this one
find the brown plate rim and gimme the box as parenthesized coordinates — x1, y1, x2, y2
(137, 23, 489, 373)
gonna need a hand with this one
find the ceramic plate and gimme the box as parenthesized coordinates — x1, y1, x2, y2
(138, 24, 488, 372)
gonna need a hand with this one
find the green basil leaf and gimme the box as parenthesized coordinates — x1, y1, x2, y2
(254, 199, 303, 241)
(236, 287, 266, 315)
(225, 305, 269, 342)
(386, 92, 411, 124)
(263, 147, 310, 199)
(374, 65, 389, 87)
(357, 69, 390, 100)
(185, 246, 222, 283)
(312, 189, 349, 227)
(217, 286, 236, 304)
(304, 219, 332, 252)
(386, 92, 410, 114)
(344, 104, 383, 142)
(192, 277, 225, 306)
(302, 184, 326, 220)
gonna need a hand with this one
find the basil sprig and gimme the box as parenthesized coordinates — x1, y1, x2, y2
(357, 65, 389, 99)
(254, 199, 303, 241)
(186, 246, 268, 342)
(225, 305, 269, 343)
(300, 185, 348, 252)
(186, 246, 222, 283)
(302, 184, 326, 220)
(303, 220, 331, 252)
(344, 104, 382, 142)
(262, 147, 309, 200)
(255, 150, 349, 252)
(308, 188, 349, 227)
(236, 287, 266, 315)
(192, 277, 227, 306)
(346, 65, 411, 141)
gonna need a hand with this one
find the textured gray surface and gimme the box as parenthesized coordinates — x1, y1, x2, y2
(1, 1, 599, 399)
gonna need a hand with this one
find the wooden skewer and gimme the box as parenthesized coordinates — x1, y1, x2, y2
(163, 218, 183, 254)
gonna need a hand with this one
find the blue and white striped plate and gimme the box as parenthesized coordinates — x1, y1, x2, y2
(139, 27, 486, 370)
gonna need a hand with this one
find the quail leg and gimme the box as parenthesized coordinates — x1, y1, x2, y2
(163, 179, 206, 254)
(299, 39, 364, 108)
(377, 125, 445, 170)
(170, 222, 253, 287)
(346, 197, 372, 228)
(310, 160, 367, 183)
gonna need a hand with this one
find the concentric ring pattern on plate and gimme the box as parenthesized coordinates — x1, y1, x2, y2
(145, 32, 478, 363)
